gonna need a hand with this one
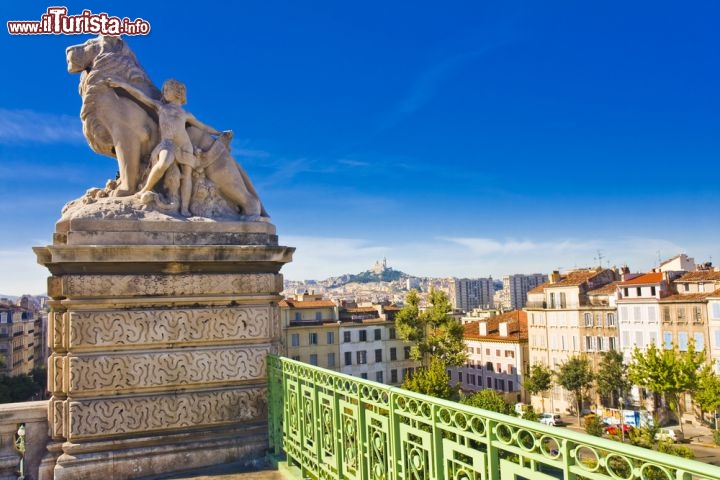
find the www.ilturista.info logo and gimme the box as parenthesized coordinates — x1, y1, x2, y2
(7, 7, 150, 35)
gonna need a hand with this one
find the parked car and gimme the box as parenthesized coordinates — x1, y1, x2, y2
(654, 427, 684, 443)
(603, 423, 634, 435)
(539, 413, 563, 426)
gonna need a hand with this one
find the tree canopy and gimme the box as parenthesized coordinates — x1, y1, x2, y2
(556, 355, 594, 425)
(628, 342, 705, 431)
(460, 388, 509, 414)
(395, 289, 466, 368)
(401, 356, 457, 400)
(524, 363, 553, 412)
(595, 350, 630, 408)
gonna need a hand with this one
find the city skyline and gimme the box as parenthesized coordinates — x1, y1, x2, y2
(1, 1, 719, 295)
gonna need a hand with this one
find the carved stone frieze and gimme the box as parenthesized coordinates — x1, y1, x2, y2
(68, 345, 268, 392)
(59, 273, 282, 298)
(68, 305, 272, 348)
(67, 387, 266, 440)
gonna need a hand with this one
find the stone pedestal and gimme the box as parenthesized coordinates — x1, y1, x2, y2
(34, 217, 293, 480)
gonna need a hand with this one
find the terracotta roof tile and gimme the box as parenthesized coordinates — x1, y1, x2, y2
(279, 299, 336, 309)
(619, 272, 663, 286)
(588, 281, 621, 295)
(676, 271, 720, 282)
(660, 292, 714, 302)
(463, 310, 528, 341)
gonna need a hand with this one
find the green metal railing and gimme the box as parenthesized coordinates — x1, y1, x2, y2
(268, 355, 720, 480)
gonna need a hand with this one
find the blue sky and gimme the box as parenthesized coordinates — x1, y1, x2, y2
(1, 1, 719, 295)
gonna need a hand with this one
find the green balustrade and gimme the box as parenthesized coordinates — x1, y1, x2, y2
(268, 355, 720, 480)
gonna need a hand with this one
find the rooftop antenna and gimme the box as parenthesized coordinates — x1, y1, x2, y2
(656, 250, 662, 266)
(594, 250, 604, 268)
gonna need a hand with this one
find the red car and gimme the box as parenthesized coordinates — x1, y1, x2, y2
(603, 423, 633, 435)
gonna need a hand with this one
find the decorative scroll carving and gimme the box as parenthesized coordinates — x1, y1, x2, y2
(61, 273, 281, 298)
(68, 346, 268, 392)
(68, 387, 266, 439)
(69, 305, 271, 348)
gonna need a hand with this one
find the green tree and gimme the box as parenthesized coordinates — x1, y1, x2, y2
(628, 342, 705, 432)
(396, 289, 466, 368)
(695, 367, 720, 429)
(556, 355, 594, 425)
(460, 388, 509, 414)
(524, 363, 553, 412)
(596, 350, 630, 408)
(401, 356, 457, 400)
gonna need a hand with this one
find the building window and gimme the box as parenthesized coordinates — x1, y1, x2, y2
(485, 362, 494, 372)
(607, 313, 616, 327)
(375, 349, 382, 362)
(458, 372, 463, 383)
(309, 333, 318, 345)
(487, 377, 492, 388)
(608, 337, 617, 351)
(584, 312, 593, 327)
(678, 332, 689, 351)
(315, 312, 322, 321)
(361, 373, 368, 379)
(636, 287, 642, 296)
(694, 332, 705, 350)
(677, 308, 686, 323)
(713, 304, 720, 320)
(376, 371, 383, 383)
(508, 381, 514, 392)
(498, 379, 505, 391)
(291, 355, 300, 361)
(327, 352, 336, 367)
(357, 351, 367, 364)
(390, 347, 397, 361)
(345, 352, 352, 366)
(309, 354, 318, 366)
(327, 331, 335, 344)
(343, 331, 351, 343)
(694, 306, 703, 323)
(294, 312, 301, 321)
(389, 328, 397, 339)
(391, 369, 398, 383)
(651, 286, 657, 296)
(560, 292, 567, 308)
(404, 346, 411, 360)
(291, 334, 300, 347)
(374, 329, 381, 341)
(623, 288, 629, 297)
(714, 329, 720, 348)
(635, 331, 644, 348)
(663, 332, 673, 349)
(359, 330, 367, 342)
(663, 307, 671, 323)
(597, 336, 604, 351)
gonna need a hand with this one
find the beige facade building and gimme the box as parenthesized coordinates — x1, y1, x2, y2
(280, 294, 419, 385)
(525, 268, 618, 414)
(0, 299, 44, 377)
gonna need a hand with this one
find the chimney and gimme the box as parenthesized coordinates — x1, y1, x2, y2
(499, 322, 508, 337)
(549, 271, 561, 283)
(479, 322, 487, 336)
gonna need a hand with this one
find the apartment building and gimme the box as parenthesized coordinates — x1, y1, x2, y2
(616, 272, 680, 363)
(279, 293, 340, 369)
(448, 278, 494, 312)
(0, 299, 43, 376)
(502, 273, 548, 310)
(451, 309, 528, 403)
(280, 294, 419, 385)
(525, 268, 618, 413)
(659, 270, 720, 353)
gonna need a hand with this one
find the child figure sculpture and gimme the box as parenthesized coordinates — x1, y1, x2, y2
(106, 78, 230, 216)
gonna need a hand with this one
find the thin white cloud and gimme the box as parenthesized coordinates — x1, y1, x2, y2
(0, 109, 84, 144)
(337, 158, 371, 168)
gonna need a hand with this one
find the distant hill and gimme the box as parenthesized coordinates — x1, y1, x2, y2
(325, 267, 409, 287)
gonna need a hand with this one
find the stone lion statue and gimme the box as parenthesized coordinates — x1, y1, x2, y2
(66, 35, 267, 217)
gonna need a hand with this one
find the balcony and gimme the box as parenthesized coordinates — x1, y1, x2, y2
(5, 357, 720, 479)
(267, 356, 720, 480)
